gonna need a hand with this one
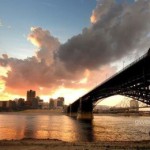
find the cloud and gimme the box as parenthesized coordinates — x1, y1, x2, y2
(90, 0, 115, 24)
(7, 26, 12, 29)
(2, 54, 8, 59)
(0, 19, 3, 27)
(0, 0, 150, 100)
(0, 27, 90, 96)
(28, 27, 60, 65)
(57, 0, 150, 73)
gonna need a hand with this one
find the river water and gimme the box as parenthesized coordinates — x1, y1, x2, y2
(0, 113, 150, 142)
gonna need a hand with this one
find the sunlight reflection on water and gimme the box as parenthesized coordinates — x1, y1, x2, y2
(0, 113, 150, 142)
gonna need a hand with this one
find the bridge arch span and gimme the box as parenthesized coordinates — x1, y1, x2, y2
(67, 49, 150, 120)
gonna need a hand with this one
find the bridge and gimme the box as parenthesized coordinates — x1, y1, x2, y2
(67, 49, 150, 120)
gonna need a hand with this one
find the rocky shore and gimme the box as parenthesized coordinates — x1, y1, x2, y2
(0, 139, 150, 150)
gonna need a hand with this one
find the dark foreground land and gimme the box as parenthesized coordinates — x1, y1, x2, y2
(0, 139, 150, 150)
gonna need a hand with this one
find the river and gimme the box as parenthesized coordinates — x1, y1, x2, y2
(0, 112, 150, 142)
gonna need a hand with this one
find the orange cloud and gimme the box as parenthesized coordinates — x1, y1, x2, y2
(90, 12, 97, 24)
(90, 0, 115, 24)
(28, 27, 60, 65)
(1, 0, 149, 103)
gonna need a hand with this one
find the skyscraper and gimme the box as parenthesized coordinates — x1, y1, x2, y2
(49, 98, 55, 109)
(27, 90, 36, 101)
(49, 97, 64, 109)
(57, 97, 64, 107)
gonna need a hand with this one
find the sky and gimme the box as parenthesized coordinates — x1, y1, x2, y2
(0, 0, 96, 57)
(0, 0, 150, 105)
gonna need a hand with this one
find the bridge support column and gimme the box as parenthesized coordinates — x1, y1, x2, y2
(77, 98, 93, 120)
(70, 112, 77, 117)
(67, 104, 78, 118)
(77, 112, 93, 120)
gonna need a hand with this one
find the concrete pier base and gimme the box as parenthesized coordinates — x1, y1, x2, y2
(77, 112, 93, 120)
(69, 113, 77, 118)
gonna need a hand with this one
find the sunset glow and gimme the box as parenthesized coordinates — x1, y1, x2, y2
(0, 0, 150, 147)
(41, 87, 87, 104)
(0, 0, 149, 107)
(90, 13, 97, 24)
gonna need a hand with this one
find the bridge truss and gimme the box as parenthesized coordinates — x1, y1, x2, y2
(68, 49, 150, 115)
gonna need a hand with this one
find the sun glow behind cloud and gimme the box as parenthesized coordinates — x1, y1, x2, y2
(0, 0, 150, 107)
(0, 66, 10, 92)
(0, 68, 21, 100)
(41, 87, 87, 104)
(90, 13, 97, 24)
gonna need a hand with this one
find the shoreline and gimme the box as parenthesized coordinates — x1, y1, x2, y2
(0, 109, 64, 115)
(0, 139, 150, 150)
(94, 112, 150, 117)
(1, 109, 150, 117)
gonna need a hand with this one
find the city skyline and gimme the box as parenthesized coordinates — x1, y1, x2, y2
(0, 0, 150, 105)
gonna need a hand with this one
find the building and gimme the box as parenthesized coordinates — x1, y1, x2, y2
(49, 98, 55, 109)
(32, 98, 38, 109)
(49, 97, 64, 109)
(17, 98, 25, 109)
(27, 90, 36, 101)
(57, 97, 64, 107)
(130, 100, 139, 111)
(26, 90, 40, 109)
(38, 99, 44, 109)
(42, 102, 49, 109)
(0, 100, 17, 111)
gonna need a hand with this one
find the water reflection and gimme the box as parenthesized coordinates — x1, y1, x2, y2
(31, 115, 94, 142)
(0, 114, 94, 142)
(23, 116, 38, 138)
(93, 115, 150, 141)
(75, 120, 94, 141)
(0, 114, 25, 139)
(0, 113, 150, 142)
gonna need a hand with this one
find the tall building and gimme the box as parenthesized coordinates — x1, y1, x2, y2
(49, 97, 64, 109)
(57, 97, 64, 107)
(38, 99, 43, 109)
(27, 90, 36, 101)
(17, 98, 25, 109)
(32, 98, 38, 109)
(49, 98, 55, 109)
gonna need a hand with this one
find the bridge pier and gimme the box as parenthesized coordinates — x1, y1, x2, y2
(77, 112, 93, 120)
(77, 98, 93, 120)
(69, 112, 77, 117)
(66, 104, 78, 118)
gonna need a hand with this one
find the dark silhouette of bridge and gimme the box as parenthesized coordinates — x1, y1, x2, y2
(67, 49, 150, 119)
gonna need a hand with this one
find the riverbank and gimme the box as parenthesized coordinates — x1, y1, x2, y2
(94, 112, 150, 117)
(0, 139, 150, 150)
(0, 109, 64, 115)
(1, 109, 150, 117)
